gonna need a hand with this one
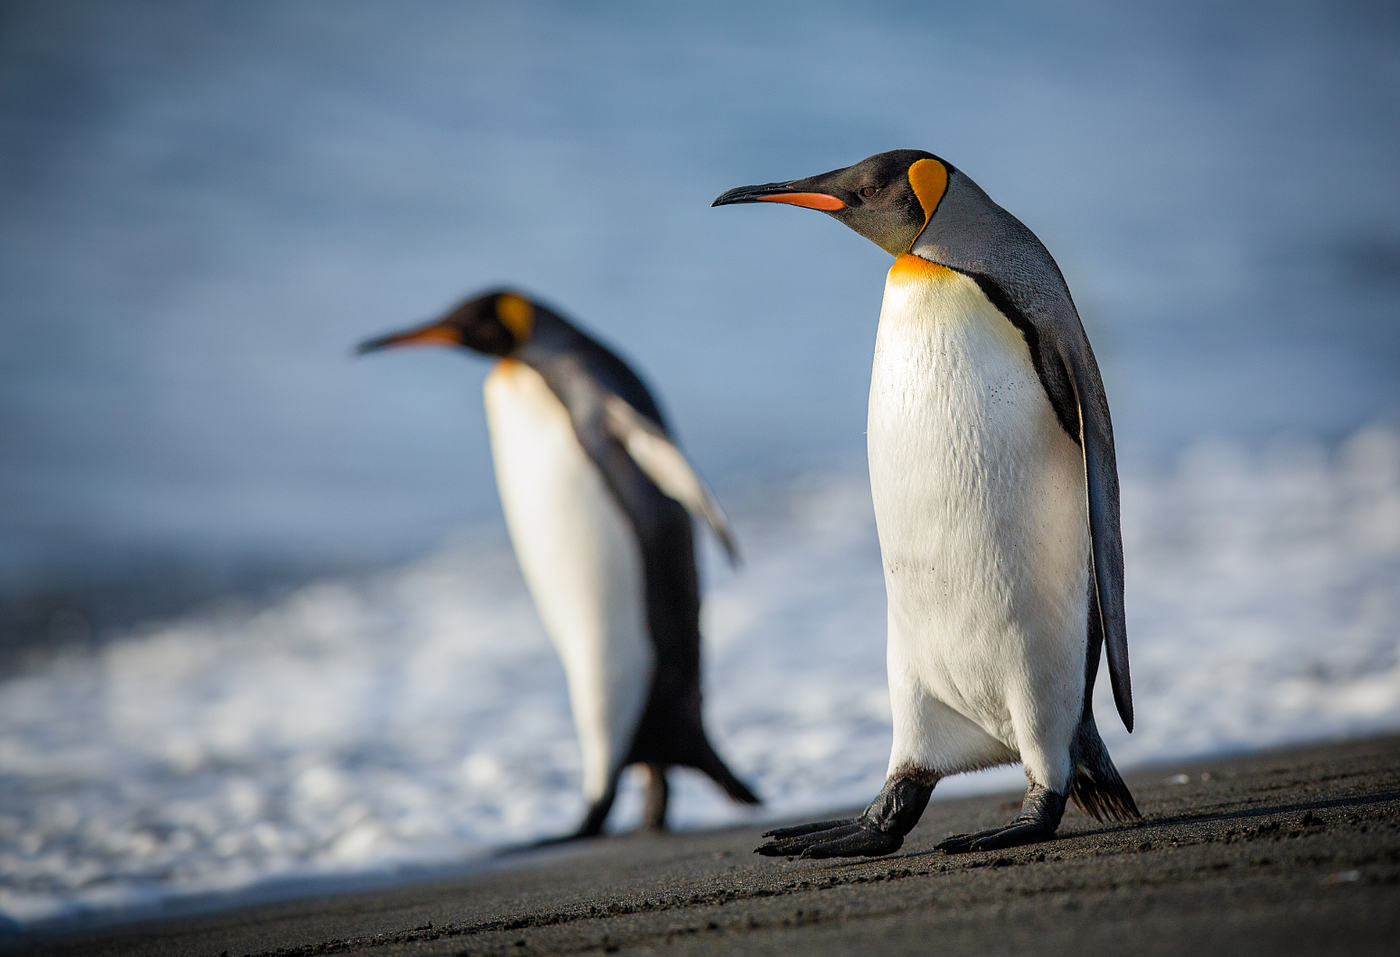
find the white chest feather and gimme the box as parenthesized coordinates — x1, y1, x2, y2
(868, 257, 1089, 783)
(483, 361, 653, 800)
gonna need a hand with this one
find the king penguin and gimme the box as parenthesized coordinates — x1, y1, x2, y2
(358, 289, 760, 838)
(713, 150, 1139, 857)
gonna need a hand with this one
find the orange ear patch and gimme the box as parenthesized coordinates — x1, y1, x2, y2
(496, 294, 535, 342)
(758, 192, 846, 211)
(907, 158, 949, 247)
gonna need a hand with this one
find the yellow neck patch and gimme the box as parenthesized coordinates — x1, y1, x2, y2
(888, 254, 955, 285)
(906, 158, 948, 251)
(496, 294, 535, 343)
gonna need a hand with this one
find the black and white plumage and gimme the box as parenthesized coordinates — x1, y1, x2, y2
(359, 291, 758, 838)
(714, 149, 1138, 858)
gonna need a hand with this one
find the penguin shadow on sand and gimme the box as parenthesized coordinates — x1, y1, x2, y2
(713, 149, 1141, 860)
(358, 290, 760, 848)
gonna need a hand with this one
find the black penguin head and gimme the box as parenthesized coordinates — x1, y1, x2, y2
(356, 289, 535, 358)
(712, 149, 953, 257)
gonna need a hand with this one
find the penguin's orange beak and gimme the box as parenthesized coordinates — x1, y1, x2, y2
(753, 192, 845, 211)
(355, 322, 462, 354)
(712, 182, 847, 210)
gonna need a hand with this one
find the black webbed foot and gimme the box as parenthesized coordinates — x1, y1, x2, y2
(934, 820, 1057, 853)
(757, 817, 904, 858)
(937, 782, 1067, 854)
(755, 774, 934, 859)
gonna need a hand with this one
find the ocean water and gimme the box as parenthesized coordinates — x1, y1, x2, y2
(1, 0, 1399, 931)
(3, 0, 1397, 586)
(3, 426, 1399, 926)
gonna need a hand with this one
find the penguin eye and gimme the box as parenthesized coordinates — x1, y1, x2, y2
(859, 186, 880, 199)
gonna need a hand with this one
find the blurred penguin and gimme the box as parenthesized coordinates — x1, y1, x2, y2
(359, 289, 759, 838)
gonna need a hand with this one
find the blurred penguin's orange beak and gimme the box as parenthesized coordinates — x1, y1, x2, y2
(355, 322, 461, 354)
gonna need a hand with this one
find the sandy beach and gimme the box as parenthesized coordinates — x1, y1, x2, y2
(10, 734, 1398, 957)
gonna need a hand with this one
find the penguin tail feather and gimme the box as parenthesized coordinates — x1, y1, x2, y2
(691, 741, 761, 806)
(1068, 715, 1140, 823)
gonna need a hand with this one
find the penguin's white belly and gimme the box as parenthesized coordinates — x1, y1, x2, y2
(869, 256, 1089, 789)
(484, 361, 653, 801)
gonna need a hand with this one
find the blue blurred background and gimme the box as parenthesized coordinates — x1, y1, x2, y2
(1, 0, 1398, 929)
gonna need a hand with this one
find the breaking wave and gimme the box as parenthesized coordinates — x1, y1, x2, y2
(2, 426, 1398, 926)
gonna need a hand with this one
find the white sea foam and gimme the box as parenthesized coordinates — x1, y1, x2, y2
(2, 426, 1399, 926)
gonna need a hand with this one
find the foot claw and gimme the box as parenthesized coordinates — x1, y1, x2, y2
(761, 818, 855, 840)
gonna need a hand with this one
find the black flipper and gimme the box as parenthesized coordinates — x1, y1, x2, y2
(603, 395, 739, 566)
(967, 272, 1133, 733)
(755, 774, 934, 858)
(936, 782, 1066, 854)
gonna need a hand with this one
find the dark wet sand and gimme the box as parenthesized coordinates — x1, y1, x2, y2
(13, 735, 1400, 956)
